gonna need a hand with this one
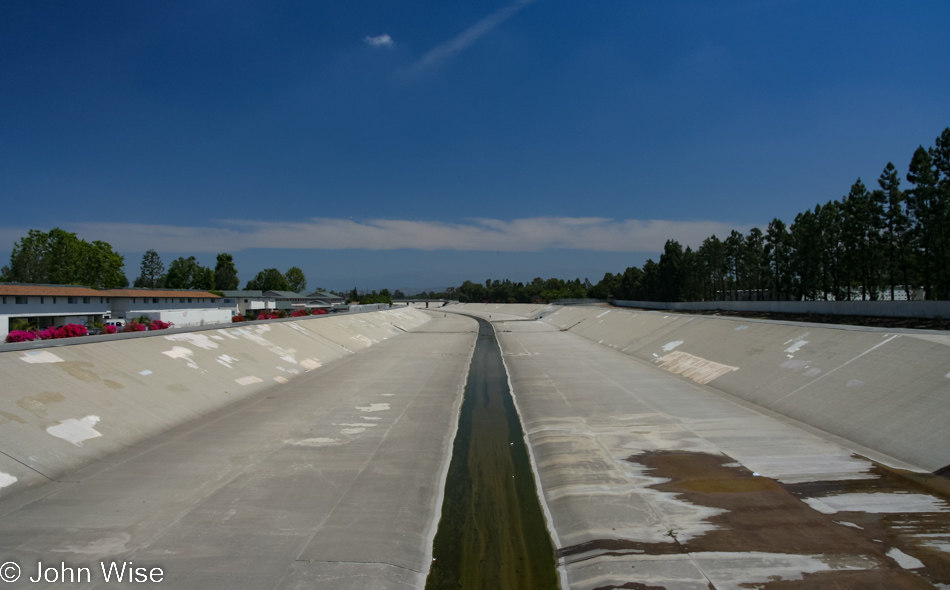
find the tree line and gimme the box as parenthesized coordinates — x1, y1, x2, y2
(1, 237, 312, 295)
(427, 128, 950, 304)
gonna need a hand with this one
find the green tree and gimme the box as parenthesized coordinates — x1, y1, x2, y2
(214, 253, 239, 290)
(765, 219, 792, 300)
(134, 249, 165, 288)
(165, 256, 214, 290)
(245, 268, 291, 292)
(284, 266, 307, 293)
(877, 163, 914, 300)
(2, 228, 126, 287)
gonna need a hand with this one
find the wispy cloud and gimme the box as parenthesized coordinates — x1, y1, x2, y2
(0, 217, 754, 255)
(410, 0, 535, 73)
(364, 34, 394, 48)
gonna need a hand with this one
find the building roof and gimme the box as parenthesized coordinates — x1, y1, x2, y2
(221, 290, 266, 297)
(0, 283, 103, 297)
(262, 291, 308, 299)
(99, 288, 220, 299)
(306, 290, 344, 300)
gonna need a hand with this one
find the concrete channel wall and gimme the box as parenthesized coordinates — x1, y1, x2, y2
(0, 308, 431, 498)
(451, 303, 950, 473)
(610, 298, 950, 318)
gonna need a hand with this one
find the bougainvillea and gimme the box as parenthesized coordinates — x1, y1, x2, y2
(312, 309, 328, 315)
(290, 309, 311, 317)
(123, 321, 147, 332)
(103, 325, 118, 334)
(5, 324, 88, 343)
(5, 330, 37, 343)
(148, 320, 174, 330)
(256, 311, 279, 320)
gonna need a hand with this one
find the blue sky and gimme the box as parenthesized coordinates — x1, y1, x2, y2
(2, 1, 948, 292)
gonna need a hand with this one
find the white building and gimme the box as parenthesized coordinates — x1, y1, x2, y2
(99, 288, 231, 328)
(0, 284, 111, 339)
(220, 290, 277, 316)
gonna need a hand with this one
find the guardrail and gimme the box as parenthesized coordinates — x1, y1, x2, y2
(608, 299, 950, 319)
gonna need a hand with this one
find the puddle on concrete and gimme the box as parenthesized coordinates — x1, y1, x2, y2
(558, 451, 950, 588)
(426, 316, 559, 590)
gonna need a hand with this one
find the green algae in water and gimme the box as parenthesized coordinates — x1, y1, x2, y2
(426, 317, 559, 590)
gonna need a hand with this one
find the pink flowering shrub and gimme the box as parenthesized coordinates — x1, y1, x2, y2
(5, 330, 37, 343)
(312, 309, 328, 315)
(5, 324, 87, 343)
(148, 320, 174, 330)
(103, 325, 118, 334)
(123, 321, 147, 333)
(290, 309, 311, 317)
(256, 311, 279, 320)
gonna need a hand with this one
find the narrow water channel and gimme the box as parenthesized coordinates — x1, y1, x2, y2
(426, 316, 559, 590)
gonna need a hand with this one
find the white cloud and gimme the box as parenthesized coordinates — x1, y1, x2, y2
(411, 0, 535, 73)
(0, 217, 754, 255)
(364, 34, 394, 48)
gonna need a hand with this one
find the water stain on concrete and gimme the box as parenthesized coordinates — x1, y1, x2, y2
(59, 361, 101, 383)
(166, 384, 189, 393)
(558, 451, 950, 588)
(103, 380, 124, 390)
(0, 411, 26, 424)
(17, 391, 66, 418)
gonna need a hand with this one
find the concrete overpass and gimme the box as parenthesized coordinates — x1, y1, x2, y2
(0, 305, 947, 588)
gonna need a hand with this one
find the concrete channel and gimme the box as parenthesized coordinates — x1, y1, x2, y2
(1, 304, 948, 589)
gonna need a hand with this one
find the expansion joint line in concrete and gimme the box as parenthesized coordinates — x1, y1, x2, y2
(773, 334, 901, 404)
(294, 559, 421, 574)
(0, 449, 55, 481)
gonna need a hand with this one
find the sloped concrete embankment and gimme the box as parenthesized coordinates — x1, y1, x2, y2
(0, 308, 430, 498)
(456, 303, 950, 473)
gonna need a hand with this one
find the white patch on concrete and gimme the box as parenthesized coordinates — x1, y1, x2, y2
(47, 416, 102, 446)
(217, 329, 239, 340)
(784, 335, 809, 354)
(341, 427, 365, 435)
(654, 351, 739, 385)
(804, 493, 948, 514)
(596, 310, 611, 318)
(804, 368, 822, 377)
(338, 423, 377, 427)
(292, 437, 342, 447)
(235, 376, 263, 386)
(835, 521, 863, 529)
(661, 340, 684, 352)
(888, 547, 925, 569)
(280, 355, 298, 364)
(0, 472, 18, 490)
(690, 551, 873, 587)
(781, 359, 810, 369)
(216, 354, 239, 368)
(362, 416, 381, 421)
(845, 379, 864, 387)
(19, 350, 64, 364)
(211, 335, 224, 340)
(139, 370, 152, 376)
(165, 332, 220, 350)
(381, 393, 395, 397)
(945, 371, 950, 379)
(52, 532, 131, 557)
(734, 325, 748, 331)
(300, 358, 322, 370)
(356, 403, 390, 412)
(162, 346, 200, 370)
(274, 376, 289, 384)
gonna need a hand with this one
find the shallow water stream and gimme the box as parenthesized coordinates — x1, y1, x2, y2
(425, 315, 559, 590)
